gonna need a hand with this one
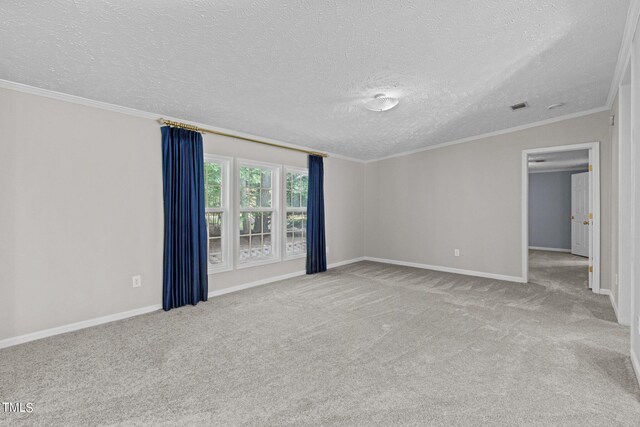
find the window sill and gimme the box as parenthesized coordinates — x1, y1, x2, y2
(284, 253, 306, 261)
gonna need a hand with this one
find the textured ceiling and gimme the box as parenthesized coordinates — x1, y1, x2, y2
(528, 150, 589, 172)
(0, 1, 630, 160)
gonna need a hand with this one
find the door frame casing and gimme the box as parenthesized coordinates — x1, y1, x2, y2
(521, 142, 601, 293)
(617, 80, 632, 325)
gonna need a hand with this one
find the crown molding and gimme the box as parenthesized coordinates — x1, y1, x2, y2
(0, 79, 612, 165)
(607, 0, 640, 107)
(0, 79, 159, 120)
(0, 79, 365, 164)
(364, 106, 610, 163)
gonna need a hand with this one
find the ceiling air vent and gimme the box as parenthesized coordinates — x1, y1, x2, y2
(510, 102, 529, 111)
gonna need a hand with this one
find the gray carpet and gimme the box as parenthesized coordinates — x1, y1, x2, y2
(1, 251, 639, 426)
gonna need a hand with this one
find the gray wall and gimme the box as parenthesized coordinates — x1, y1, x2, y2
(0, 86, 365, 341)
(364, 110, 614, 284)
(528, 170, 587, 250)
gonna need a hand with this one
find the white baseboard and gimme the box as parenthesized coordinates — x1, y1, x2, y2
(328, 256, 366, 268)
(0, 257, 366, 350)
(528, 246, 571, 253)
(0, 304, 162, 350)
(208, 271, 306, 298)
(208, 257, 366, 298)
(363, 256, 525, 283)
(597, 288, 619, 322)
(632, 349, 640, 388)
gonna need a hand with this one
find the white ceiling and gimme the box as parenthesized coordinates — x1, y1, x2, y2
(0, 1, 630, 160)
(528, 150, 589, 172)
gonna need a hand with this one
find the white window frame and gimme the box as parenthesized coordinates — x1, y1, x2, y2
(283, 166, 308, 260)
(204, 154, 233, 274)
(235, 159, 281, 269)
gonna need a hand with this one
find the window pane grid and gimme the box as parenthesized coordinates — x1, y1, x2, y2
(239, 211, 274, 261)
(286, 211, 306, 255)
(240, 166, 272, 209)
(285, 170, 308, 256)
(204, 159, 227, 269)
(239, 164, 276, 264)
(286, 172, 308, 209)
(205, 162, 223, 209)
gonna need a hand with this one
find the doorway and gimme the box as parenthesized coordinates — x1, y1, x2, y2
(521, 142, 601, 292)
(571, 171, 590, 257)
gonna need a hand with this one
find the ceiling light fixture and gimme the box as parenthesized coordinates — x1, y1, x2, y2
(547, 103, 565, 110)
(364, 94, 399, 112)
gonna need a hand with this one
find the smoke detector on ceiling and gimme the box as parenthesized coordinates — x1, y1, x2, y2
(364, 94, 399, 112)
(510, 102, 529, 111)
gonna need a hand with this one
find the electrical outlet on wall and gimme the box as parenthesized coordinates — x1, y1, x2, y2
(326, 246, 330, 254)
(454, 249, 460, 257)
(132, 275, 142, 288)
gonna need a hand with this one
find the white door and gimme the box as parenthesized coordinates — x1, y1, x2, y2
(571, 172, 589, 257)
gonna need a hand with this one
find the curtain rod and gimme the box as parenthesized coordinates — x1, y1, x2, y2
(158, 119, 329, 158)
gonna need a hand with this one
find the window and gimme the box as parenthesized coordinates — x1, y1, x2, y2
(285, 168, 308, 258)
(204, 155, 231, 272)
(238, 161, 280, 266)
